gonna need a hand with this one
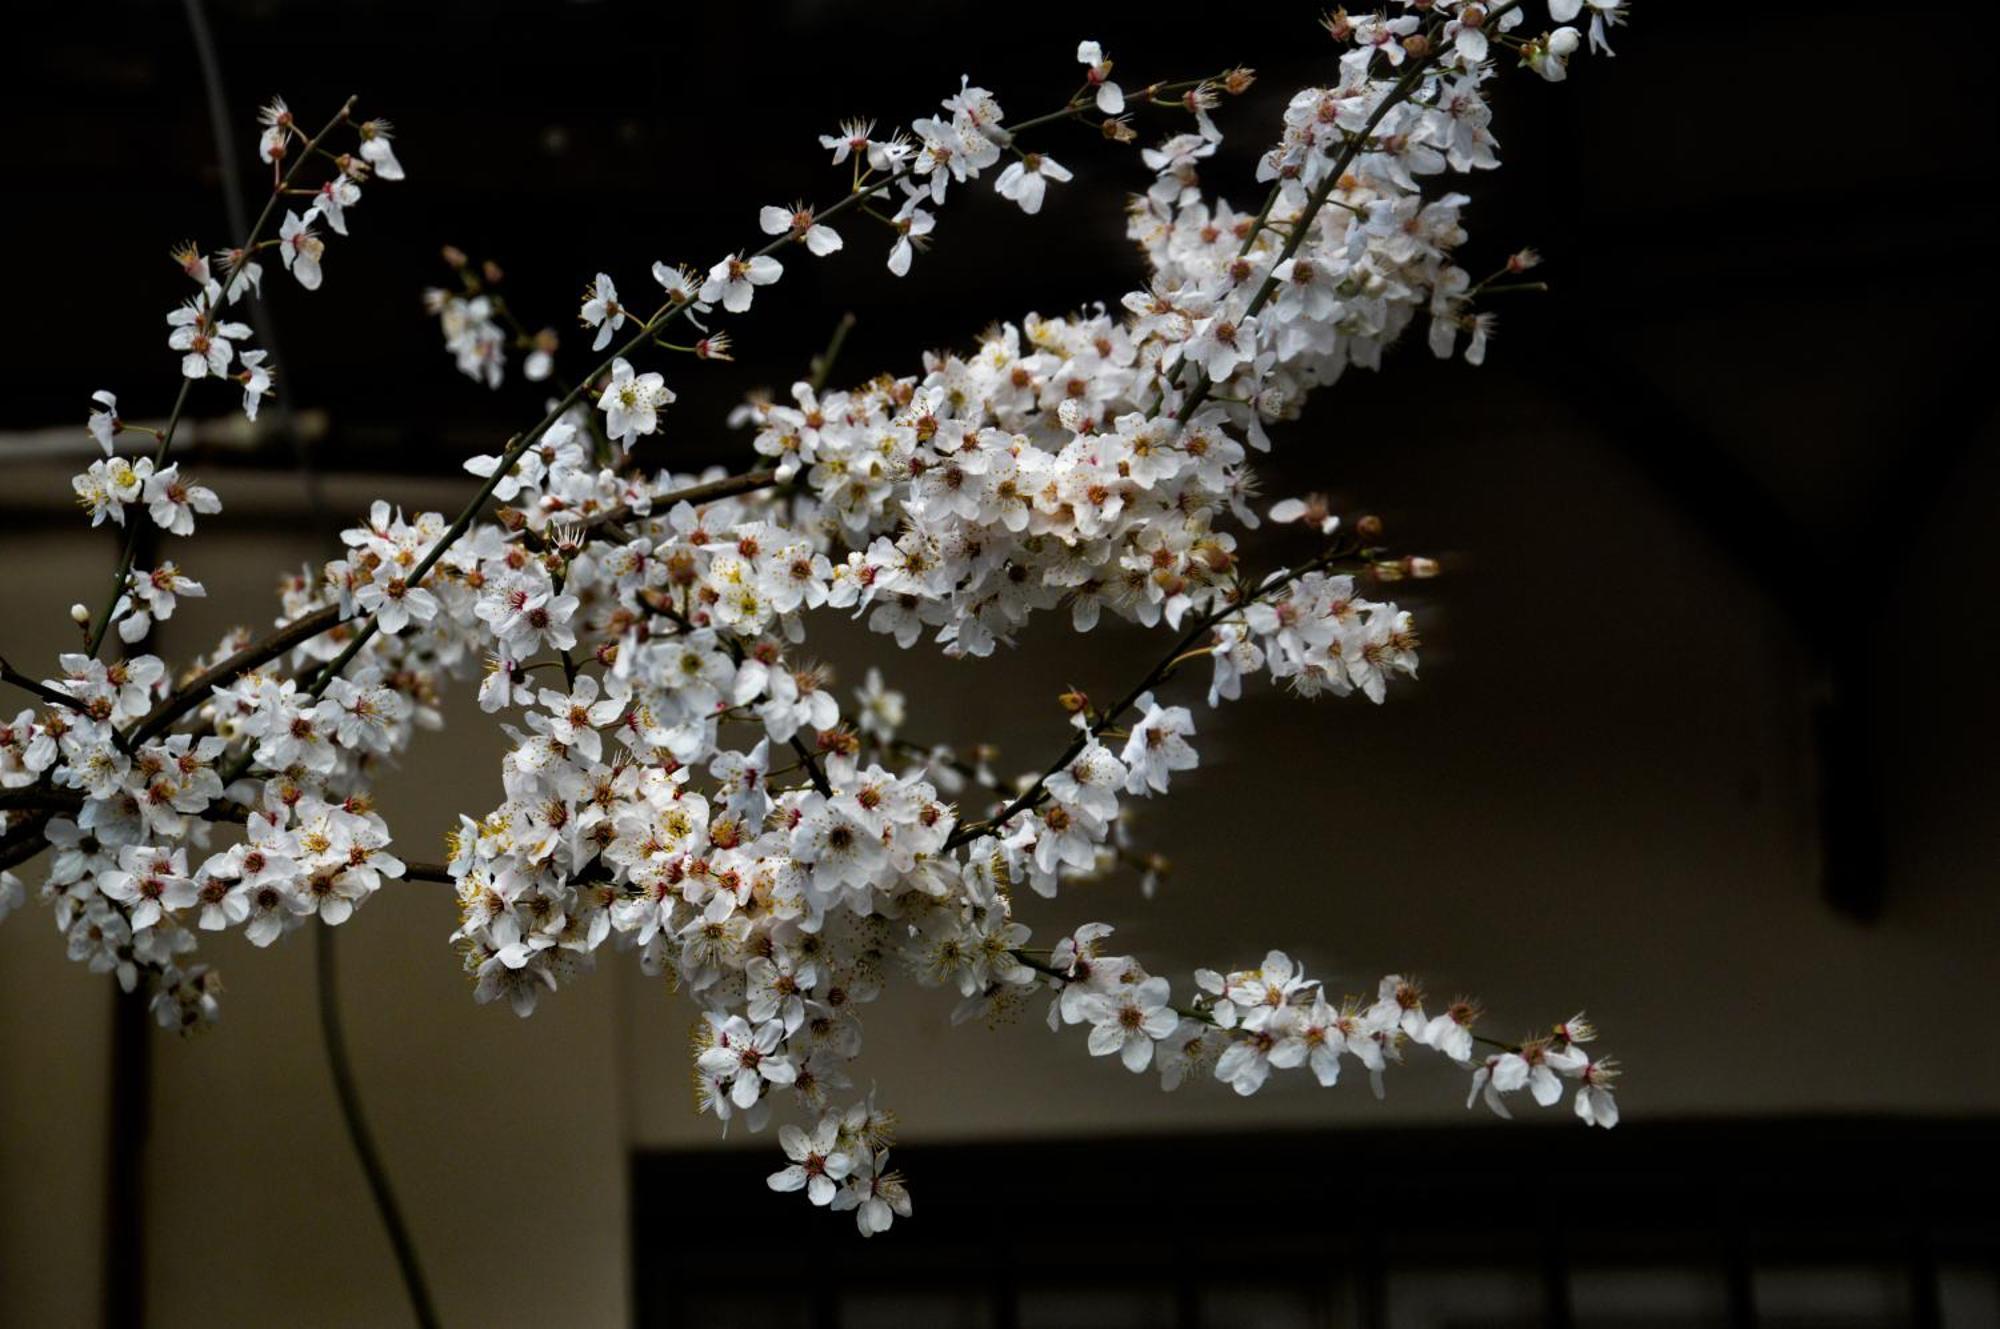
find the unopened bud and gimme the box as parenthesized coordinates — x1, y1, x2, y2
(441, 245, 468, 270)
(1401, 34, 1431, 58)
(1405, 555, 1440, 579)
(1058, 688, 1091, 717)
(1356, 514, 1384, 542)
(69, 603, 91, 625)
(482, 260, 505, 285)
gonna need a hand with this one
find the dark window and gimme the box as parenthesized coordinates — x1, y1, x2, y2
(633, 1118, 2000, 1328)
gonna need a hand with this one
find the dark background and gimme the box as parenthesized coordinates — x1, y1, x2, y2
(21, 0, 1987, 507)
(8, 0, 1991, 583)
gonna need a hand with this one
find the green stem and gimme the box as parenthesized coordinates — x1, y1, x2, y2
(808, 312, 857, 394)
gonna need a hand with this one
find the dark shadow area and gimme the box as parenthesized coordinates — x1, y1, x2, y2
(635, 1118, 2000, 1328)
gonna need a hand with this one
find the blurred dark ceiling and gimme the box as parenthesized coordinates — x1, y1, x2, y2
(5, 1, 1994, 918)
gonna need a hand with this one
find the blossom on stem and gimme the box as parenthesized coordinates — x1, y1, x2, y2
(1120, 691, 1198, 796)
(1078, 975, 1177, 1071)
(759, 203, 843, 257)
(699, 253, 783, 314)
(579, 273, 625, 352)
(88, 391, 120, 455)
(358, 119, 405, 181)
(166, 290, 251, 380)
(1076, 41, 1125, 114)
(598, 357, 674, 448)
(994, 153, 1073, 215)
(142, 464, 222, 537)
(278, 210, 325, 290)
(767, 1116, 853, 1206)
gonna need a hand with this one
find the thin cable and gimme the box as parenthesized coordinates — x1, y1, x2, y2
(181, 0, 332, 542)
(182, 4, 428, 1323)
(317, 924, 441, 1329)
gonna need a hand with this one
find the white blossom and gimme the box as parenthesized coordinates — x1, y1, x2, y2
(597, 357, 674, 449)
(278, 210, 325, 290)
(699, 253, 783, 314)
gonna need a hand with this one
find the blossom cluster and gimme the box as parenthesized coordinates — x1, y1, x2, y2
(68, 97, 405, 647)
(423, 250, 558, 390)
(1032, 933, 1620, 1126)
(1, 2, 1631, 1234)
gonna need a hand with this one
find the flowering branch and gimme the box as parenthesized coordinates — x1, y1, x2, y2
(1, 2, 1637, 1249)
(123, 606, 344, 748)
(944, 540, 1368, 849)
(82, 97, 362, 657)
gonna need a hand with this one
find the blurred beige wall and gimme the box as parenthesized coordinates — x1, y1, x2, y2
(3, 390, 1997, 1325)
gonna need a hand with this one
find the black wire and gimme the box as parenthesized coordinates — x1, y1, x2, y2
(181, 0, 333, 544)
(317, 924, 441, 1329)
(182, 2, 430, 1323)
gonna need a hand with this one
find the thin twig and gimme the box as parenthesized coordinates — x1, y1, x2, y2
(942, 544, 1361, 850)
(807, 312, 857, 394)
(1172, 3, 1517, 423)
(84, 96, 360, 657)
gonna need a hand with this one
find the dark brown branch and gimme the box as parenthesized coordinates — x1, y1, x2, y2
(0, 789, 84, 813)
(124, 604, 345, 749)
(130, 469, 782, 755)
(1, 657, 83, 714)
(788, 733, 835, 798)
(942, 544, 1362, 850)
(0, 811, 55, 872)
